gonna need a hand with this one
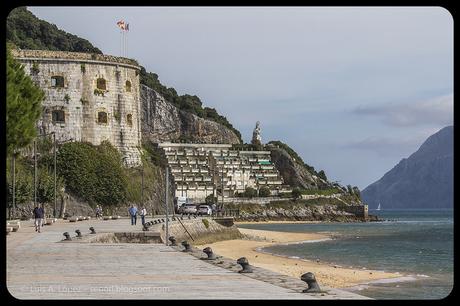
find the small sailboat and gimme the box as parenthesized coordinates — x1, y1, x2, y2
(376, 203, 381, 211)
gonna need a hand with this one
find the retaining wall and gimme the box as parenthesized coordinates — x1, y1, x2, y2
(158, 218, 243, 245)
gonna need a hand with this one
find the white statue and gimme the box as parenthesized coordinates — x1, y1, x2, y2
(251, 121, 262, 146)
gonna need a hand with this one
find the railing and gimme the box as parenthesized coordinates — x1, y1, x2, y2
(212, 209, 240, 218)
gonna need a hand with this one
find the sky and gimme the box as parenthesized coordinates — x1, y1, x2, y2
(27, 6, 453, 189)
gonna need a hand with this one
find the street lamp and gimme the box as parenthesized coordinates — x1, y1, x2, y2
(32, 132, 57, 217)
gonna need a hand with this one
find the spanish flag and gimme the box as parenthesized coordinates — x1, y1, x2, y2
(117, 20, 125, 30)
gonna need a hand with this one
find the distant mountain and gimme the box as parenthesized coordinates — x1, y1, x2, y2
(362, 126, 453, 209)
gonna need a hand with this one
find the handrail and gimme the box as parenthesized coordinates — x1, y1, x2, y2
(176, 216, 195, 241)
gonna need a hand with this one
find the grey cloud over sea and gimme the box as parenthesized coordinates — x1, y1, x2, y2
(352, 94, 453, 127)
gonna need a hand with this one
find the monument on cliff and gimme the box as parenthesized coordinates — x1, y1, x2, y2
(251, 121, 262, 146)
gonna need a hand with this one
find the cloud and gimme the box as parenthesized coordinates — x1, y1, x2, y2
(352, 94, 453, 127)
(342, 127, 442, 157)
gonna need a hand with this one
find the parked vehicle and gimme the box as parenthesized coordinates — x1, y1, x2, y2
(197, 205, 212, 216)
(174, 196, 187, 213)
(182, 204, 197, 215)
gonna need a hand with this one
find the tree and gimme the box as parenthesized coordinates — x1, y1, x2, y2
(244, 187, 257, 198)
(258, 186, 271, 197)
(317, 170, 328, 182)
(7, 7, 102, 53)
(56, 141, 128, 206)
(292, 188, 302, 200)
(352, 186, 361, 199)
(205, 194, 217, 205)
(347, 185, 353, 194)
(6, 45, 44, 153)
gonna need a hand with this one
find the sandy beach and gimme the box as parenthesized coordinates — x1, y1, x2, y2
(196, 228, 402, 289)
(234, 220, 325, 225)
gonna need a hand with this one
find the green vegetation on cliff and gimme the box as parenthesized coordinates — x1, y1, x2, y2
(267, 140, 320, 176)
(7, 7, 102, 53)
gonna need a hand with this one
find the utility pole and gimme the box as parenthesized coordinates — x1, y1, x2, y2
(141, 161, 144, 207)
(12, 151, 16, 217)
(165, 167, 169, 245)
(34, 140, 37, 208)
(53, 133, 57, 218)
(221, 166, 224, 210)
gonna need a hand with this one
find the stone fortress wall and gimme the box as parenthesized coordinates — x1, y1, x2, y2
(12, 49, 142, 166)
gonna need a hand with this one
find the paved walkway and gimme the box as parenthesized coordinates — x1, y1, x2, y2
(7, 218, 368, 299)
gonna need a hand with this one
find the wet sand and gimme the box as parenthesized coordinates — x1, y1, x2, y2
(197, 228, 402, 289)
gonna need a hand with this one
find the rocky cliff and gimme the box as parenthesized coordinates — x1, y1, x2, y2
(141, 85, 241, 144)
(235, 204, 375, 222)
(362, 126, 453, 209)
(268, 144, 331, 190)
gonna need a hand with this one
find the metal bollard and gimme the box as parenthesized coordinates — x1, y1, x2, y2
(188, 215, 191, 220)
(89, 227, 96, 234)
(300, 272, 322, 293)
(237, 257, 253, 273)
(202, 247, 216, 260)
(153, 220, 158, 224)
(181, 240, 192, 252)
(75, 229, 82, 238)
(143, 224, 149, 231)
(63, 232, 72, 241)
(161, 219, 165, 223)
(169, 236, 177, 246)
(172, 216, 176, 221)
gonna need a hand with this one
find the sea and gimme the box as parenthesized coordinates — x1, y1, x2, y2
(237, 209, 454, 300)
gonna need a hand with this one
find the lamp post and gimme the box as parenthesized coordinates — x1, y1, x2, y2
(33, 132, 57, 215)
(165, 166, 169, 245)
(34, 139, 37, 208)
(53, 132, 57, 217)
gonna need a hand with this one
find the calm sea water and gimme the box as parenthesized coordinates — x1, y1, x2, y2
(237, 209, 453, 300)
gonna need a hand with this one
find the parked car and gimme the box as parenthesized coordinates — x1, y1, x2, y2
(182, 204, 197, 215)
(197, 205, 212, 216)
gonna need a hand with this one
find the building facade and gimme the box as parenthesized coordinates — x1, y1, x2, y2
(159, 142, 291, 202)
(12, 49, 142, 166)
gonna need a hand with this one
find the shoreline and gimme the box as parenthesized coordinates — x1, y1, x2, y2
(197, 227, 404, 289)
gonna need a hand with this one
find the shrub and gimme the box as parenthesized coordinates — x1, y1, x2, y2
(57, 141, 128, 206)
(205, 194, 217, 205)
(244, 187, 257, 198)
(258, 186, 271, 197)
(64, 94, 71, 103)
(202, 218, 210, 229)
(292, 188, 302, 200)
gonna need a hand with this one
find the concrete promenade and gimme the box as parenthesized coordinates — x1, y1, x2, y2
(7, 218, 368, 299)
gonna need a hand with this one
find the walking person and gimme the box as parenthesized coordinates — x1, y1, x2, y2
(140, 206, 147, 226)
(33, 204, 45, 233)
(95, 205, 101, 220)
(128, 204, 138, 225)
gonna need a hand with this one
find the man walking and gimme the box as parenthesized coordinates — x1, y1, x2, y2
(140, 206, 147, 226)
(33, 204, 45, 233)
(128, 204, 138, 225)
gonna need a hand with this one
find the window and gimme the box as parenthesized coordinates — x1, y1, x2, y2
(126, 114, 133, 126)
(96, 78, 107, 90)
(51, 76, 64, 88)
(52, 110, 65, 123)
(125, 80, 131, 92)
(98, 112, 108, 124)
